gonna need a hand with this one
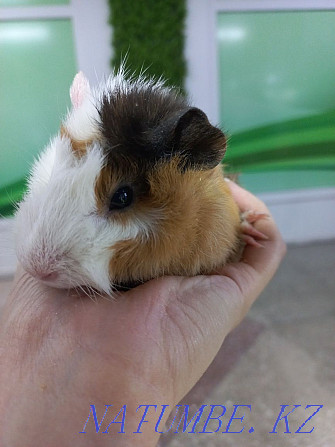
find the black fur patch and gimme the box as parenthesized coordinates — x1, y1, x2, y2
(98, 81, 227, 170)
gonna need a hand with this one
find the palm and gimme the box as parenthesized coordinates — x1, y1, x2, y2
(4, 270, 244, 406)
(0, 183, 285, 445)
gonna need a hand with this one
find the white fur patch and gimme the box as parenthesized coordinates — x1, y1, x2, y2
(63, 97, 100, 142)
(16, 141, 141, 295)
(94, 67, 171, 104)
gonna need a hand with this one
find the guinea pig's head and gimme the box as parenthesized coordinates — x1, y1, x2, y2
(15, 70, 228, 295)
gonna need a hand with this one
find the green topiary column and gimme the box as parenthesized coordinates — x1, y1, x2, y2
(109, 0, 186, 90)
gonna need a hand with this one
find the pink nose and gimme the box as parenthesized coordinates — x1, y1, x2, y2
(39, 272, 59, 281)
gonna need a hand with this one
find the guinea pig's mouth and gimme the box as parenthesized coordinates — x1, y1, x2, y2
(111, 279, 147, 292)
(71, 280, 149, 299)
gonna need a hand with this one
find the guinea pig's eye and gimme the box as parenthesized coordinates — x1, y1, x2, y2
(109, 186, 134, 211)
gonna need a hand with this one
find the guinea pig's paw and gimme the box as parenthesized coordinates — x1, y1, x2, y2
(240, 210, 270, 248)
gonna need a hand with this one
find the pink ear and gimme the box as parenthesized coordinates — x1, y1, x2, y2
(70, 72, 91, 109)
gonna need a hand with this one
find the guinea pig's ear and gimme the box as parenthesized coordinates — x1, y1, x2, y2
(70, 72, 91, 109)
(172, 107, 227, 169)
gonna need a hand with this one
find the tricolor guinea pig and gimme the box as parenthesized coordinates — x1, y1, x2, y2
(15, 70, 265, 296)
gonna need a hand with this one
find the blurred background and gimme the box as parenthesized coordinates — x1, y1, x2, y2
(0, 1, 334, 445)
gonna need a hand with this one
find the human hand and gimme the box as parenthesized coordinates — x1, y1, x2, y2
(0, 182, 285, 447)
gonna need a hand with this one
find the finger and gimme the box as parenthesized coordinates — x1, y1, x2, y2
(226, 180, 286, 274)
(225, 179, 269, 215)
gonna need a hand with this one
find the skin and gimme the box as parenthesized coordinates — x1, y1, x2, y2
(0, 182, 286, 447)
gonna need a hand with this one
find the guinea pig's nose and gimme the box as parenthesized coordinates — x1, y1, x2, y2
(39, 271, 59, 281)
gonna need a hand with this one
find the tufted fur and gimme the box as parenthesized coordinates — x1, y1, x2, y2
(15, 69, 241, 295)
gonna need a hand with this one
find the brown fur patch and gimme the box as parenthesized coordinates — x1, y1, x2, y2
(102, 160, 241, 284)
(60, 126, 92, 158)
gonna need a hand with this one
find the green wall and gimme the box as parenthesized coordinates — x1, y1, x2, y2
(217, 11, 335, 193)
(110, 0, 186, 90)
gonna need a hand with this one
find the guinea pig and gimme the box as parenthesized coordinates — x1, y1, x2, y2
(15, 69, 266, 296)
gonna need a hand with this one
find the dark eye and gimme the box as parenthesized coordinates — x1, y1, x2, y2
(109, 186, 134, 211)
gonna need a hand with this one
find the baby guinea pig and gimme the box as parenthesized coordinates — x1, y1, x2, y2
(15, 70, 265, 296)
